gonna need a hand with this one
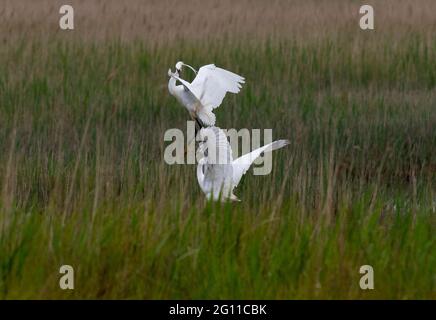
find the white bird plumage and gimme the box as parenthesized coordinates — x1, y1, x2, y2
(196, 127, 290, 201)
(168, 62, 245, 127)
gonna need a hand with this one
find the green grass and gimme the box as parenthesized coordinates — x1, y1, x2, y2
(0, 34, 435, 299)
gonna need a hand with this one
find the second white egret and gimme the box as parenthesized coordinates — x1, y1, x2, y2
(196, 127, 289, 201)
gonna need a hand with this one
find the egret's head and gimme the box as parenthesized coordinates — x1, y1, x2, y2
(175, 61, 184, 73)
(175, 61, 197, 75)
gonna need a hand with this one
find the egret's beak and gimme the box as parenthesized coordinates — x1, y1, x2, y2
(182, 63, 197, 75)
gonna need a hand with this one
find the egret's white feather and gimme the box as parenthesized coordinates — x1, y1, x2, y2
(197, 127, 234, 200)
(196, 127, 288, 201)
(189, 64, 245, 111)
(232, 140, 290, 188)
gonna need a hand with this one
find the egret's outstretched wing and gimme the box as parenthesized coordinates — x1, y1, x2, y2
(190, 64, 245, 110)
(173, 65, 244, 125)
(232, 140, 290, 188)
(170, 74, 199, 100)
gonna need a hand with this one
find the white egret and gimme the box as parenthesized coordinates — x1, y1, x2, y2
(196, 127, 289, 201)
(167, 62, 245, 127)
